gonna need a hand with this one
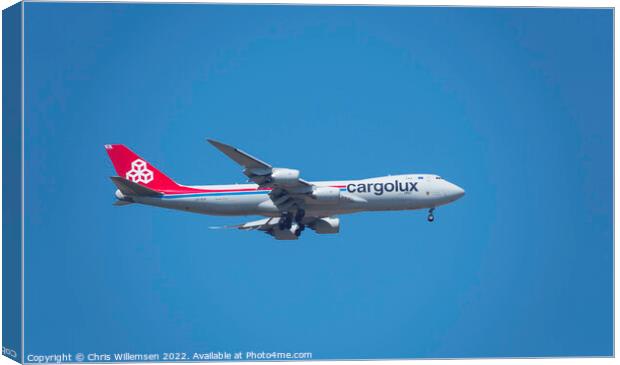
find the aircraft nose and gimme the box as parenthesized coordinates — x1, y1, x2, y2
(451, 184, 465, 200)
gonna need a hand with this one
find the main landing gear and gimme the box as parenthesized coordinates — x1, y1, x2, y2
(294, 209, 306, 237)
(279, 209, 307, 237)
(278, 212, 293, 230)
(427, 208, 435, 222)
(294, 224, 305, 237)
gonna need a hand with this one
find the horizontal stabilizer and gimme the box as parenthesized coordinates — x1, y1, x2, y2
(110, 176, 163, 197)
(113, 200, 134, 206)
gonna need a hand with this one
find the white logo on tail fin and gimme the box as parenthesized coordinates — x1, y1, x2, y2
(126, 159, 154, 184)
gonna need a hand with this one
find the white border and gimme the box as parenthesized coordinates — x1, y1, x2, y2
(0, 1, 615, 365)
(20, 0, 23, 363)
(14, 0, 618, 5)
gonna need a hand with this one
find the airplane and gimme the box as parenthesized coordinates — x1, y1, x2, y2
(105, 140, 465, 240)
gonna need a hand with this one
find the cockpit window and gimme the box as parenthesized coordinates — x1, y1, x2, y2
(435, 176, 442, 179)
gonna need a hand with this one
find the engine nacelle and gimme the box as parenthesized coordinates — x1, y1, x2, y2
(311, 187, 341, 202)
(311, 217, 340, 234)
(269, 168, 300, 185)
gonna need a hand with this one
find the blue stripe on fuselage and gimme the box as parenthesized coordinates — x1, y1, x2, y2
(159, 188, 347, 199)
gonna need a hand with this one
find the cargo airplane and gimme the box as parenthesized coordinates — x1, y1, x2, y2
(105, 140, 465, 240)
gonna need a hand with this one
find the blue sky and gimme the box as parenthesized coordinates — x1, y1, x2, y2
(23, 4, 612, 359)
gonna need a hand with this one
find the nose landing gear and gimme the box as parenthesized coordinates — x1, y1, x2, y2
(427, 208, 435, 222)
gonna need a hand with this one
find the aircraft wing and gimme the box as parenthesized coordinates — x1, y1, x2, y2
(207, 139, 272, 171)
(210, 217, 278, 231)
(207, 139, 365, 211)
(210, 217, 298, 240)
(210, 216, 336, 240)
(208, 139, 312, 189)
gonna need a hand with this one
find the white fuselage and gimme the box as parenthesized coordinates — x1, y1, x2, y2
(124, 174, 465, 218)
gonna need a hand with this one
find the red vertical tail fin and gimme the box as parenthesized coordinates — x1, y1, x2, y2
(105, 144, 182, 193)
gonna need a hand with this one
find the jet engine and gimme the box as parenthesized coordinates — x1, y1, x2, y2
(268, 168, 300, 185)
(311, 217, 340, 234)
(310, 187, 341, 202)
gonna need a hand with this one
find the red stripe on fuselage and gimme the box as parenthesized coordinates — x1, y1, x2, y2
(161, 184, 347, 195)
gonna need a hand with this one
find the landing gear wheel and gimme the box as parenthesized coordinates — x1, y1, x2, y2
(427, 208, 435, 222)
(279, 213, 293, 230)
(295, 209, 306, 224)
(294, 224, 305, 237)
